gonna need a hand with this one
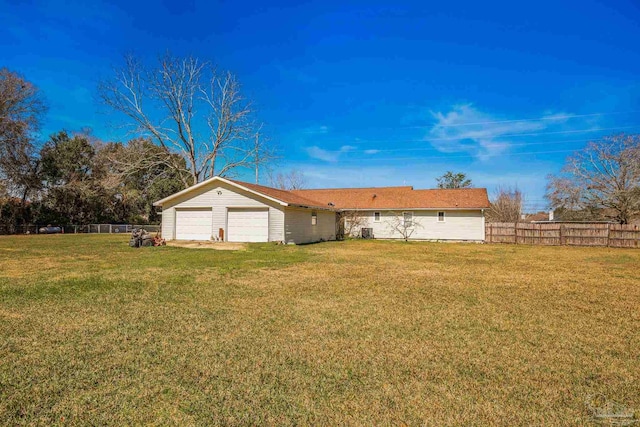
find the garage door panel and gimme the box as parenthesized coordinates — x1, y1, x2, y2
(175, 209, 212, 240)
(228, 209, 268, 242)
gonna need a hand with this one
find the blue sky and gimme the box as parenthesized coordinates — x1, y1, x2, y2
(2, 0, 640, 211)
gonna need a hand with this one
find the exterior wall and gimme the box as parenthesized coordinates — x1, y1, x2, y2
(161, 181, 285, 241)
(284, 208, 337, 244)
(159, 180, 484, 243)
(346, 209, 485, 241)
(161, 207, 175, 240)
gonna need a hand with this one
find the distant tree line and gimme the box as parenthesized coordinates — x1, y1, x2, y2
(1, 54, 275, 232)
(0, 127, 186, 231)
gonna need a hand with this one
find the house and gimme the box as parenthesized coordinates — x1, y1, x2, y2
(153, 176, 490, 244)
(521, 211, 553, 222)
(294, 186, 490, 241)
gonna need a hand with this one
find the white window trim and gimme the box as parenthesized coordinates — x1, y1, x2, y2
(437, 211, 446, 223)
(403, 211, 413, 227)
(374, 212, 381, 222)
(311, 211, 317, 226)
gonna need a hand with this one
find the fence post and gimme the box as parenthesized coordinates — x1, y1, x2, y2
(538, 224, 541, 245)
(514, 222, 518, 245)
(559, 224, 564, 246)
(607, 223, 611, 247)
(489, 223, 493, 243)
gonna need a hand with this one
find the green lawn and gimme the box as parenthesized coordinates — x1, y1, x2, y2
(1, 235, 639, 425)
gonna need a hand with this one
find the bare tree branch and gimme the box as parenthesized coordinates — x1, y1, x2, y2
(546, 134, 640, 224)
(98, 53, 273, 186)
(268, 169, 307, 190)
(385, 211, 422, 240)
(0, 68, 46, 202)
(338, 211, 367, 238)
(486, 186, 524, 222)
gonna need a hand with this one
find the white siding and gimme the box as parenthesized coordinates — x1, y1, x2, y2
(284, 208, 336, 244)
(347, 210, 485, 241)
(161, 207, 176, 240)
(160, 182, 285, 242)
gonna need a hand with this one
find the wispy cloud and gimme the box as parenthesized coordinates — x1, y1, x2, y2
(306, 145, 356, 162)
(427, 104, 570, 159)
(364, 149, 380, 154)
(300, 125, 330, 135)
(289, 164, 402, 187)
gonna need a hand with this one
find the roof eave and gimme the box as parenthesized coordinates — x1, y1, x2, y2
(337, 206, 490, 211)
(153, 176, 289, 207)
(287, 204, 337, 211)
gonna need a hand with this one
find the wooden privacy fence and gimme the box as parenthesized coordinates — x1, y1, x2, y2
(485, 222, 640, 248)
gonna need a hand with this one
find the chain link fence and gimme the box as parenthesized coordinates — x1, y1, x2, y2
(0, 224, 160, 235)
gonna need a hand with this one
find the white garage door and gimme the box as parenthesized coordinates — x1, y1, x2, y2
(227, 208, 269, 242)
(175, 209, 213, 240)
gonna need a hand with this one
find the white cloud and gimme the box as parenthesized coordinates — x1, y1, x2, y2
(288, 164, 401, 187)
(364, 149, 380, 154)
(300, 125, 330, 135)
(306, 145, 355, 162)
(427, 104, 570, 160)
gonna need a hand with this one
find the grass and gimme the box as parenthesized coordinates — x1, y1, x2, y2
(1, 235, 639, 425)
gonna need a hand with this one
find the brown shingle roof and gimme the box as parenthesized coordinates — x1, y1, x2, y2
(155, 176, 489, 210)
(291, 187, 490, 210)
(227, 179, 335, 210)
(523, 212, 550, 222)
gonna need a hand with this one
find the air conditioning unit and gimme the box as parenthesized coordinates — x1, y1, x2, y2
(361, 228, 374, 239)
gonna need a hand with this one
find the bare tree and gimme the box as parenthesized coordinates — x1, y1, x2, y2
(103, 137, 189, 189)
(546, 134, 640, 224)
(268, 169, 307, 190)
(486, 186, 524, 222)
(99, 53, 273, 187)
(0, 68, 46, 136)
(0, 68, 46, 203)
(385, 211, 422, 240)
(338, 210, 367, 238)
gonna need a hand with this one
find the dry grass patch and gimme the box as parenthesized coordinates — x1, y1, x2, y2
(0, 235, 639, 425)
(167, 241, 247, 250)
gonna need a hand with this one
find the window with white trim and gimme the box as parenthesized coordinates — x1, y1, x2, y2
(403, 212, 413, 227)
(374, 212, 381, 222)
(311, 211, 317, 225)
(438, 211, 445, 222)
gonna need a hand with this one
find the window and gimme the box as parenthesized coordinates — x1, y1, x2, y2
(374, 212, 381, 222)
(438, 211, 445, 222)
(311, 211, 317, 226)
(403, 212, 413, 227)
